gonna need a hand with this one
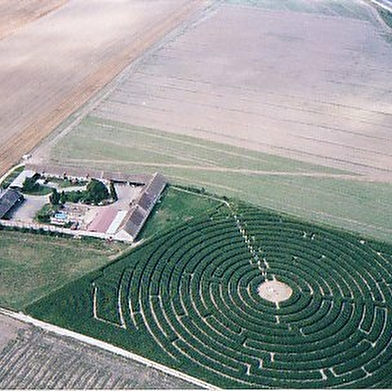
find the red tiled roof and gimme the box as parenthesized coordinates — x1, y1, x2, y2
(88, 207, 118, 233)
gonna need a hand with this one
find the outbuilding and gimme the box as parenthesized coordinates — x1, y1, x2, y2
(0, 189, 24, 219)
(9, 170, 36, 190)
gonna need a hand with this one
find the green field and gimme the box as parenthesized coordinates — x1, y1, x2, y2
(140, 186, 226, 240)
(49, 116, 392, 244)
(0, 230, 127, 310)
(377, 5, 392, 28)
(225, 0, 376, 21)
(26, 192, 392, 388)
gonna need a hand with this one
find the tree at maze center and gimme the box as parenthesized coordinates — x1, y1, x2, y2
(26, 198, 392, 389)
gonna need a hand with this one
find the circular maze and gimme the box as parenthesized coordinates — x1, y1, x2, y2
(96, 204, 392, 388)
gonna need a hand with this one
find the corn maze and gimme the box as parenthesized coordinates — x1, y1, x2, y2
(28, 201, 392, 388)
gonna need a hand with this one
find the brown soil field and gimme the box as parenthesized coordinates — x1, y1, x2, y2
(89, 0, 392, 180)
(0, 0, 67, 40)
(0, 0, 209, 177)
(0, 313, 194, 389)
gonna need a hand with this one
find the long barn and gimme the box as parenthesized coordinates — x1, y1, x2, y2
(0, 189, 24, 220)
(121, 173, 167, 241)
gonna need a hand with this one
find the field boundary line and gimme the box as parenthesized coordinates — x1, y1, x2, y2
(64, 159, 366, 180)
(0, 307, 219, 390)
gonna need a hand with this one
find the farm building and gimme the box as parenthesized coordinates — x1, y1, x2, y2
(27, 164, 150, 186)
(81, 171, 166, 240)
(0, 189, 24, 219)
(9, 169, 36, 189)
(121, 172, 167, 241)
(3, 164, 166, 242)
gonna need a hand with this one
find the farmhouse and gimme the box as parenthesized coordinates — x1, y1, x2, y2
(0, 189, 24, 220)
(1, 164, 167, 242)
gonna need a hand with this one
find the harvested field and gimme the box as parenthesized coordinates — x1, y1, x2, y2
(0, 313, 194, 389)
(0, 0, 67, 40)
(0, 314, 28, 353)
(87, 0, 392, 179)
(0, 0, 209, 177)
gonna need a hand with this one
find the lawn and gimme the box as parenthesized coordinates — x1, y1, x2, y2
(0, 230, 128, 310)
(139, 185, 225, 240)
(23, 184, 53, 196)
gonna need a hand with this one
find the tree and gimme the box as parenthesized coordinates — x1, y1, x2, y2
(22, 176, 38, 192)
(60, 191, 67, 205)
(109, 181, 118, 202)
(85, 179, 109, 204)
(49, 188, 60, 205)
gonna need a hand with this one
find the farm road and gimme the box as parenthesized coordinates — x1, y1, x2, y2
(369, 0, 392, 12)
(66, 158, 380, 182)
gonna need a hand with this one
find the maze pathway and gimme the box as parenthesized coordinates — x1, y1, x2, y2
(31, 202, 392, 388)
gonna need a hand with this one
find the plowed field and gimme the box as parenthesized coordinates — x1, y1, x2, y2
(0, 0, 67, 40)
(0, 313, 194, 389)
(0, 0, 208, 177)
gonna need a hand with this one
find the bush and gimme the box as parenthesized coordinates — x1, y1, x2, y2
(36, 204, 54, 223)
(109, 181, 118, 202)
(22, 176, 39, 192)
(49, 188, 60, 205)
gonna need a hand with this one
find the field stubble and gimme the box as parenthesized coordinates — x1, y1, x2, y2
(0, 0, 67, 40)
(90, 1, 392, 179)
(0, 0, 209, 177)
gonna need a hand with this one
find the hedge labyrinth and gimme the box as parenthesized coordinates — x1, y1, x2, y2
(80, 201, 392, 387)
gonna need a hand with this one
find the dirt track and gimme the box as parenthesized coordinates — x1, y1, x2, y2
(0, 0, 208, 177)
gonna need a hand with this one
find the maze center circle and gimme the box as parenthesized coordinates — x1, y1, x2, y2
(257, 279, 293, 303)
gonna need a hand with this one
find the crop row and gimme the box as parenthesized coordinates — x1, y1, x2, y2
(88, 203, 392, 387)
